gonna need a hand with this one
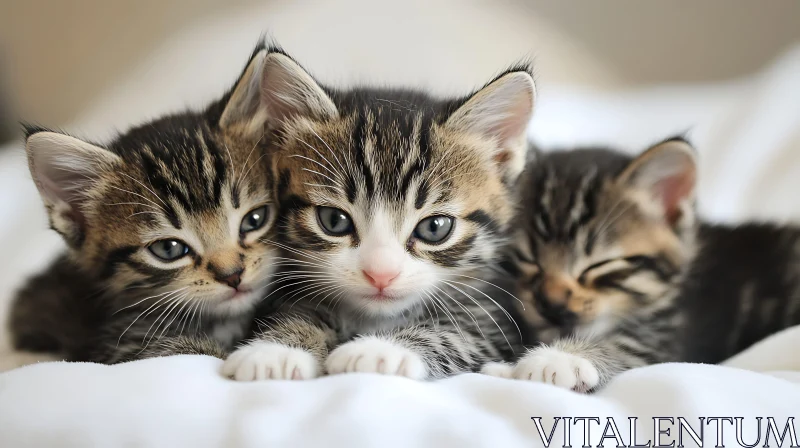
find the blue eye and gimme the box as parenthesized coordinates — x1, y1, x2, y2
(317, 206, 354, 236)
(413, 215, 454, 244)
(240, 206, 269, 234)
(148, 239, 190, 261)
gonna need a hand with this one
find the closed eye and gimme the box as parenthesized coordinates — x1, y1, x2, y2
(578, 256, 645, 286)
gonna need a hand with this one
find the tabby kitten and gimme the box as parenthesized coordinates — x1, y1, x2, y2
(222, 50, 534, 381)
(485, 138, 800, 391)
(9, 44, 281, 363)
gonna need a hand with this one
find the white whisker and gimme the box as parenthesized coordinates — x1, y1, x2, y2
(442, 280, 519, 349)
(119, 172, 169, 208)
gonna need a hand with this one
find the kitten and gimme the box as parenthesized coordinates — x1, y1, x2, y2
(485, 138, 800, 391)
(221, 50, 534, 381)
(9, 43, 281, 363)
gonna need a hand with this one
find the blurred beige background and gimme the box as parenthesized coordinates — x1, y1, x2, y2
(1, 0, 799, 138)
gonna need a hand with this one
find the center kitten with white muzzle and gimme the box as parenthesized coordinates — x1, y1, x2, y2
(222, 49, 535, 381)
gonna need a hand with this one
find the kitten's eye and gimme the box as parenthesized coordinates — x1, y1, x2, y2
(317, 206, 354, 236)
(148, 239, 190, 262)
(413, 215, 454, 244)
(578, 258, 634, 286)
(240, 206, 269, 234)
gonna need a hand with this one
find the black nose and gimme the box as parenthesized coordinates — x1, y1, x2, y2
(532, 285, 576, 328)
(215, 269, 243, 289)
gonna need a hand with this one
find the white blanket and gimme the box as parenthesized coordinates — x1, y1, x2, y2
(2, 37, 800, 448)
(2, 327, 800, 447)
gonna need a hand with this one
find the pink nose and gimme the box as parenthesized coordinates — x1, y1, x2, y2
(362, 270, 400, 290)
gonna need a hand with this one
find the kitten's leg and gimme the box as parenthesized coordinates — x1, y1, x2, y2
(325, 326, 502, 380)
(99, 332, 229, 364)
(135, 335, 228, 360)
(480, 361, 514, 379)
(88, 310, 231, 364)
(222, 315, 335, 381)
(510, 337, 651, 392)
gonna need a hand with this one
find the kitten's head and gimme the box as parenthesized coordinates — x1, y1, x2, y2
(25, 44, 283, 317)
(257, 52, 535, 316)
(512, 139, 697, 335)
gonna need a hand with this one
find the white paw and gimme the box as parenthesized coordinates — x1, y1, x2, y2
(325, 337, 428, 380)
(480, 362, 514, 379)
(222, 341, 319, 381)
(513, 347, 600, 392)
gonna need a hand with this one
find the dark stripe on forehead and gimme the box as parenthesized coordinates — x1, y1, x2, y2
(136, 156, 182, 228)
(276, 168, 292, 203)
(231, 183, 241, 209)
(417, 121, 431, 164)
(565, 189, 578, 241)
(566, 172, 601, 241)
(400, 159, 422, 200)
(584, 228, 598, 255)
(414, 179, 430, 210)
(344, 172, 358, 203)
(209, 138, 227, 205)
(137, 129, 228, 214)
(351, 112, 375, 198)
(398, 114, 433, 203)
(534, 207, 553, 242)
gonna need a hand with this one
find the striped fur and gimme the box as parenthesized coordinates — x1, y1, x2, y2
(491, 138, 800, 391)
(9, 43, 280, 363)
(223, 50, 534, 381)
(485, 139, 694, 390)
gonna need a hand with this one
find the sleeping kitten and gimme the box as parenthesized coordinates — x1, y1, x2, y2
(9, 44, 281, 363)
(485, 138, 800, 391)
(221, 50, 534, 381)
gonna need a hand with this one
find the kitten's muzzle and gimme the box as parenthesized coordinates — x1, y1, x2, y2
(214, 268, 244, 289)
(531, 279, 578, 329)
(362, 269, 400, 291)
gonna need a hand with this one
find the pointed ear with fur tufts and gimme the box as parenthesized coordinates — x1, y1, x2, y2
(444, 68, 536, 182)
(617, 138, 697, 228)
(219, 49, 337, 138)
(219, 48, 270, 137)
(25, 130, 121, 247)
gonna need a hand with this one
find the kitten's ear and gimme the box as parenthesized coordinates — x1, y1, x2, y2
(26, 130, 121, 246)
(445, 68, 536, 182)
(219, 49, 270, 135)
(259, 52, 338, 123)
(219, 49, 337, 137)
(617, 138, 697, 227)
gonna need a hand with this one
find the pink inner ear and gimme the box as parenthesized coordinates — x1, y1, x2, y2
(657, 171, 695, 226)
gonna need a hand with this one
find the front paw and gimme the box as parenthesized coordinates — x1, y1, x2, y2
(222, 341, 319, 381)
(325, 337, 428, 380)
(480, 361, 514, 379)
(513, 346, 599, 392)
